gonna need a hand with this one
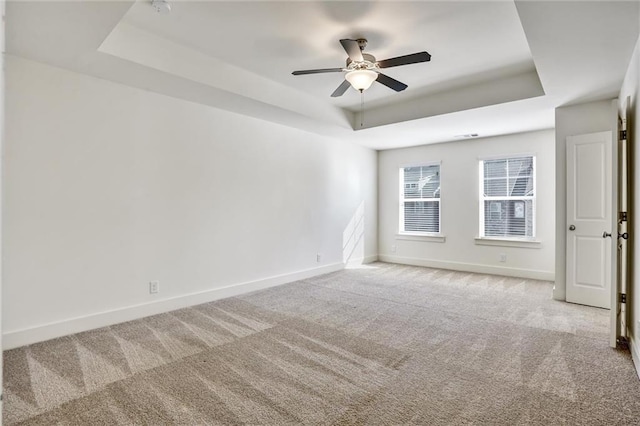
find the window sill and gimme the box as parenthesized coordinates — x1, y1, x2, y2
(396, 233, 446, 243)
(474, 237, 541, 249)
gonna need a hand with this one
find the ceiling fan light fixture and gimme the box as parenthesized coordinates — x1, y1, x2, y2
(345, 69, 378, 92)
(291, 38, 430, 97)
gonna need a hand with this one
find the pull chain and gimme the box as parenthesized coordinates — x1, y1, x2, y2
(360, 90, 364, 128)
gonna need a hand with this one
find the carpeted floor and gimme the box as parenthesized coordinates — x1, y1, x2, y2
(4, 262, 640, 425)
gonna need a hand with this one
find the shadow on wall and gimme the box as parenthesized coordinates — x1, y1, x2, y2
(343, 201, 365, 264)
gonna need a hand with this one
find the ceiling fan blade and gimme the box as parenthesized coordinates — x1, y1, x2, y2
(377, 52, 431, 69)
(339, 39, 364, 62)
(292, 68, 344, 75)
(331, 80, 351, 97)
(376, 73, 408, 92)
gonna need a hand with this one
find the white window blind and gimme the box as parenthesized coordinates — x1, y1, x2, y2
(400, 164, 440, 234)
(480, 156, 535, 238)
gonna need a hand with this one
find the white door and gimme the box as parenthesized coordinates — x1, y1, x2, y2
(566, 131, 615, 309)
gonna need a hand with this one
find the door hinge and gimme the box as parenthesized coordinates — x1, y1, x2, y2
(620, 293, 627, 304)
(619, 211, 628, 222)
(620, 130, 628, 140)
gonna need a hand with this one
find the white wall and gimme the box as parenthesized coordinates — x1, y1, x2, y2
(3, 56, 378, 348)
(619, 33, 640, 376)
(378, 130, 555, 280)
(554, 100, 616, 301)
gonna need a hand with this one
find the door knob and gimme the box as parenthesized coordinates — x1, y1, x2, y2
(603, 231, 612, 238)
(569, 225, 576, 231)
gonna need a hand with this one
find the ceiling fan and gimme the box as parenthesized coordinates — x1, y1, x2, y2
(292, 38, 431, 97)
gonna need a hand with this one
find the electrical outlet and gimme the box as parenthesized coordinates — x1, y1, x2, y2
(149, 281, 159, 294)
(499, 253, 507, 263)
(316, 253, 322, 263)
(391, 245, 397, 253)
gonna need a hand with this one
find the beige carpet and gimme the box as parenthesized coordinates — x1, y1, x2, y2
(4, 262, 640, 425)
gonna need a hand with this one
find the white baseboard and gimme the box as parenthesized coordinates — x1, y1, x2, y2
(378, 255, 555, 281)
(346, 254, 378, 267)
(3, 262, 344, 350)
(630, 332, 640, 381)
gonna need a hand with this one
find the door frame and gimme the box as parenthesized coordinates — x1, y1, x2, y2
(610, 99, 621, 348)
(1, 0, 5, 416)
(611, 97, 630, 348)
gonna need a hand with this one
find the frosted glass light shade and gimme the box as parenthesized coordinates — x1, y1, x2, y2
(345, 69, 377, 91)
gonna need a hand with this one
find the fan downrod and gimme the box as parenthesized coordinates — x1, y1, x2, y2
(356, 38, 368, 51)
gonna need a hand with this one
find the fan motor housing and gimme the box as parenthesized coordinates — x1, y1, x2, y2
(346, 53, 378, 70)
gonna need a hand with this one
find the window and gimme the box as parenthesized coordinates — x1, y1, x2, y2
(399, 164, 441, 234)
(480, 156, 535, 239)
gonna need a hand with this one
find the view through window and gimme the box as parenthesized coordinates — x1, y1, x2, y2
(480, 156, 535, 238)
(399, 164, 441, 234)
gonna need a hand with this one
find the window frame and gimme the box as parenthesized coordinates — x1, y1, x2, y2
(398, 162, 442, 237)
(478, 154, 536, 241)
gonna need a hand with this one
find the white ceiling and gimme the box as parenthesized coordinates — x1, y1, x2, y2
(6, 1, 640, 150)
(122, 1, 536, 109)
